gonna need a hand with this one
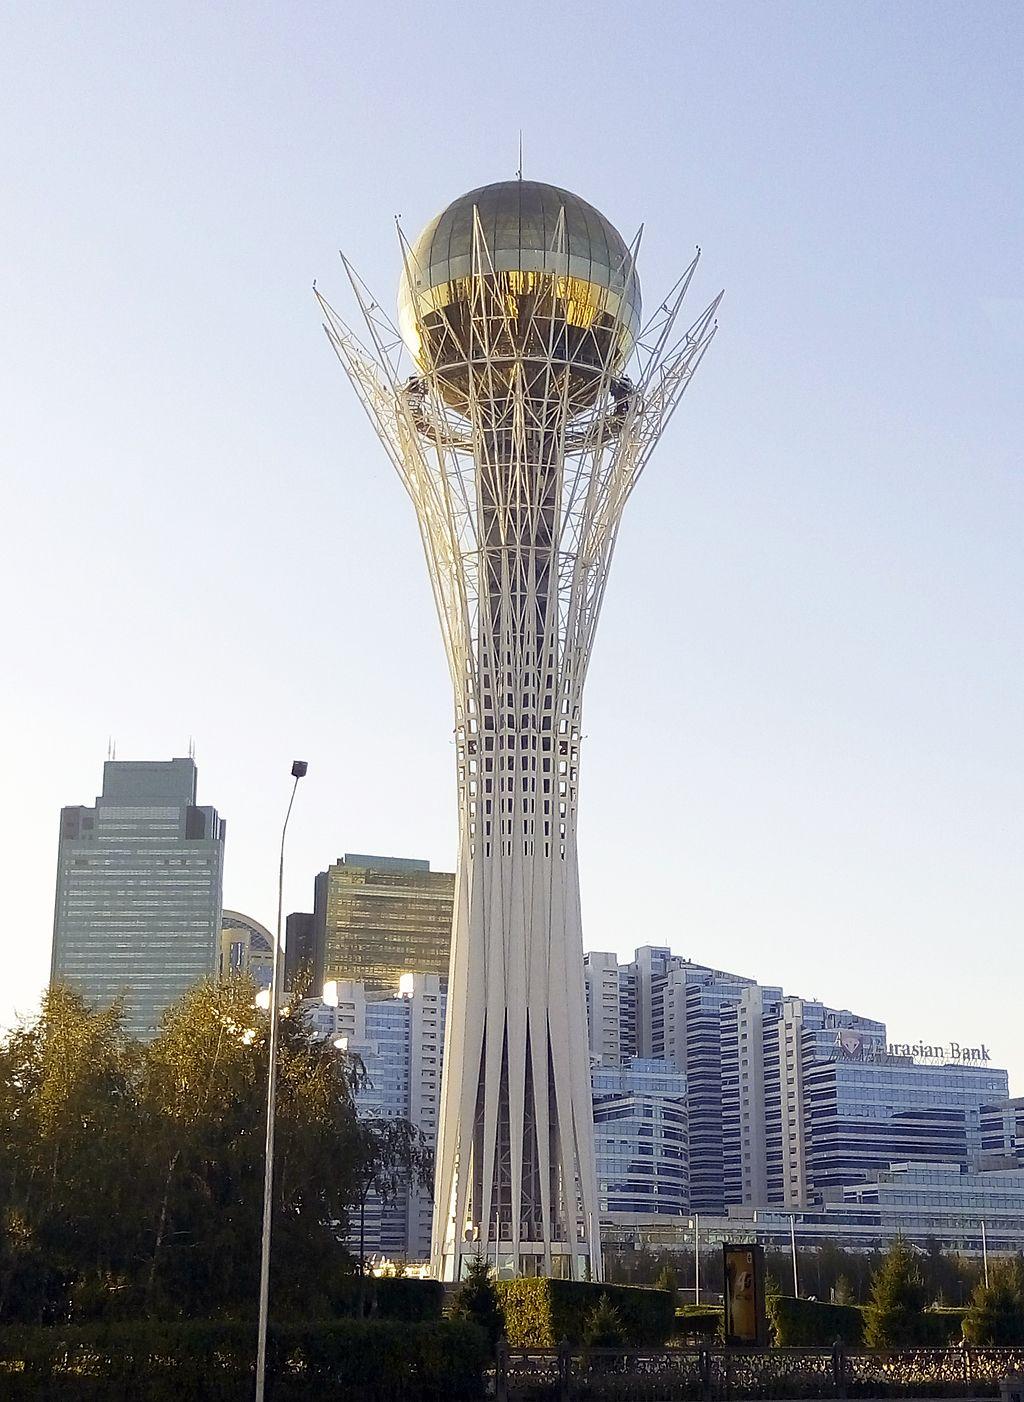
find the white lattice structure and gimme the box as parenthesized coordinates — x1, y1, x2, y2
(317, 180, 720, 1281)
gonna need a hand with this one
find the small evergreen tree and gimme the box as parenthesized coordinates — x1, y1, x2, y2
(583, 1293, 626, 1348)
(654, 1263, 679, 1305)
(865, 1239, 927, 1347)
(448, 1255, 504, 1353)
(833, 1274, 855, 1306)
(964, 1259, 1024, 1345)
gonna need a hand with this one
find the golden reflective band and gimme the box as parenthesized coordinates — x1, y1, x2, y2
(402, 270, 636, 376)
(411, 269, 635, 335)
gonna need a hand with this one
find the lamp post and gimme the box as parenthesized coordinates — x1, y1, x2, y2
(255, 760, 308, 1402)
(790, 1215, 800, 1297)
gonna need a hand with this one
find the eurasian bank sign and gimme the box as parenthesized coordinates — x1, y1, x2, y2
(834, 1030, 992, 1066)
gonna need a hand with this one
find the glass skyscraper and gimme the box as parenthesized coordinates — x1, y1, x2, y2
(51, 758, 225, 1039)
(314, 854, 454, 993)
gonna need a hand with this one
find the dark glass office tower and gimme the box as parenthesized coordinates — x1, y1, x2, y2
(51, 757, 225, 1038)
(314, 854, 454, 994)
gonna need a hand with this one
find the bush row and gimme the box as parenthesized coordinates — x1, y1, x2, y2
(674, 1304, 724, 1340)
(333, 1275, 444, 1320)
(495, 1278, 674, 1346)
(768, 1296, 968, 1347)
(0, 1318, 485, 1402)
(769, 1296, 865, 1346)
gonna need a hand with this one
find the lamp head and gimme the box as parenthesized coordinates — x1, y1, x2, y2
(291, 760, 308, 779)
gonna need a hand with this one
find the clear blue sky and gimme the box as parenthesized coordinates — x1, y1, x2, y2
(2, 2, 1021, 1087)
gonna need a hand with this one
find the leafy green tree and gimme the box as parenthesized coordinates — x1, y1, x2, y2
(833, 1274, 855, 1306)
(865, 1239, 928, 1347)
(964, 1259, 1024, 1345)
(0, 975, 390, 1322)
(0, 985, 151, 1322)
(448, 1254, 504, 1352)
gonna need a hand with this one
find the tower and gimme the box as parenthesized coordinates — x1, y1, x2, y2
(318, 179, 720, 1280)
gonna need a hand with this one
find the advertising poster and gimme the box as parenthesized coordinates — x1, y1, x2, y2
(723, 1243, 768, 1347)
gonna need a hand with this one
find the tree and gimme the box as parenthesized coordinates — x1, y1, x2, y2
(0, 985, 151, 1322)
(351, 1115, 434, 1275)
(864, 1239, 928, 1347)
(0, 976, 373, 1322)
(448, 1254, 504, 1352)
(583, 1294, 626, 1347)
(833, 1274, 855, 1306)
(964, 1259, 1024, 1345)
(654, 1263, 679, 1304)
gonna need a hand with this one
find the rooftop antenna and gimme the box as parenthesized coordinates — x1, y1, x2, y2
(188, 736, 195, 760)
(106, 735, 113, 760)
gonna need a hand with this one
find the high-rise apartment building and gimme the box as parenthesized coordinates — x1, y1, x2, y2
(721, 995, 886, 1210)
(586, 945, 1014, 1220)
(585, 946, 770, 1211)
(314, 854, 453, 993)
(305, 974, 446, 1261)
(593, 1059, 689, 1218)
(51, 758, 225, 1039)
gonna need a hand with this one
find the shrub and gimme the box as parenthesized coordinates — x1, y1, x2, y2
(496, 1278, 674, 1347)
(448, 1255, 504, 1354)
(768, 1295, 865, 1347)
(964, 1261, 1024, 1346)
(0, 1318, 486, 1401)
(674, 1305, 723, 1341)
(331, 1274, 444, 1320)
(920, 1307, 966, 1344)
(583, 1294, 627, 1348)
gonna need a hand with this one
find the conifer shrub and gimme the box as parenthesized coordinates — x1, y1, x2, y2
(582, 1294, 627, 1347)
(448, 1255, 505, 1354)
(964, 1260, 1024, 1345)
(864, 1240, 930, 1347)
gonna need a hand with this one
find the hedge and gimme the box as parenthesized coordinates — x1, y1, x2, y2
(768, 1298, 966, 1348)
(0, 1317, 486, 1401)
(332, 1275, 444, 1320)
(495, 1279, 674, 1347)
(768, 1296, 865, 1346)
(674, 1304, 723, 1340)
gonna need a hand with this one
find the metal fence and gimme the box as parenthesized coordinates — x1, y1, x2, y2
(493, 1343, 1024, 1402)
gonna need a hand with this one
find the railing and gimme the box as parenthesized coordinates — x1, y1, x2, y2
(493, 1343, 1024, 1402)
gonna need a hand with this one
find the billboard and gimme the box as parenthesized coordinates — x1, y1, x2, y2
(723, 1243, 768, 1347)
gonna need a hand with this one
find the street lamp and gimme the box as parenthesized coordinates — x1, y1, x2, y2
(255, 759, 308, 1402)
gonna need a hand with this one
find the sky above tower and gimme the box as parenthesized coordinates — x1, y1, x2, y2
(1, 2, 1021, 1087)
